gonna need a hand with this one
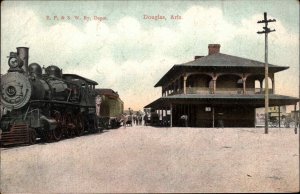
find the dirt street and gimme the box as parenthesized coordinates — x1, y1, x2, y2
(0, 126, 299, 193)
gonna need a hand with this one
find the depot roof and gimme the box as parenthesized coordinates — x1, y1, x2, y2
(144, 94, 299, 109)
(155, 53, 289, 87)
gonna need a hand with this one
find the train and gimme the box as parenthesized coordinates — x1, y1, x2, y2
(0, 47, 123, 146)
(95, 89, 124, 129)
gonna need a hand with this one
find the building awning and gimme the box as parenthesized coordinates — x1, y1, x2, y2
(144, 94, 299, 109)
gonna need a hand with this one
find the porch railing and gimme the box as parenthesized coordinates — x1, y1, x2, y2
(167, 87, 273, 96)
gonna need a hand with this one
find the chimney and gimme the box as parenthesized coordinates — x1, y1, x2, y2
(17, 47, 29, 73)
(208, 44, 220, 55)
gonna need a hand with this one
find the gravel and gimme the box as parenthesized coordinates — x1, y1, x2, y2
(1, 126, 299, 193)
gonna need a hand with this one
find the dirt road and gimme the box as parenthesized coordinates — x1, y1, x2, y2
(1, 126, 299, 193)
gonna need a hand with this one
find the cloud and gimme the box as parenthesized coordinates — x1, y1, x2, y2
(85, 20, 111, 38)
(116, 17, 142, 40)
(179, 6, 237, 42)
(237, 14, 298, 46)
(1, 5, 298, 110)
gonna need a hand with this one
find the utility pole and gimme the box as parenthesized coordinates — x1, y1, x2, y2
(257, 12, 276, 134)
(298, 30, 300, 135)
(298, 45, 300, 134)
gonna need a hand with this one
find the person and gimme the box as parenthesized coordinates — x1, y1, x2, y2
(95, 95, 102, 117)
(119, 113, 128, 128)
(132, 114, 136, 125)
(136, 110, 142, 125)
(180, 115, 188, 127)
(139, 115, 142, 125)
(127, 115, 133, 127)
(144, 114, 149, 126)
(217, 113, 224, 128)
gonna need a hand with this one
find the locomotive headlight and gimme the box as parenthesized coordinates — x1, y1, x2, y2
(8, 57, 19, 68)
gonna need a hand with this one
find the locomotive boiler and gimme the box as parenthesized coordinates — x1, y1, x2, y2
(0, 47, 100, 145)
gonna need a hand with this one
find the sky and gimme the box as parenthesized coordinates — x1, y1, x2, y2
(1, 0, 299, 111)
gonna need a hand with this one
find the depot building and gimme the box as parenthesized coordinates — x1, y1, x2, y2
(144, 44, 299, 127)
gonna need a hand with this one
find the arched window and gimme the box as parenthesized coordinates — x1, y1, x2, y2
(187, 74, 211, 88)
(217, 74, 241, 89)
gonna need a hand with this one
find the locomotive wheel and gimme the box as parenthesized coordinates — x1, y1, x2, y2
(63, 113, 70, 138)
(52, 112, 63, 141)
(75, 113, 84, 136)
(104, 120, 109, 129)
(63, 113, 75, 138)
(28, 129, 36, 145)
(42, 131, 53, 143)
(87, 115, 99, 133)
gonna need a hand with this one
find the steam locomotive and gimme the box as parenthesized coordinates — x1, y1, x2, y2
(0, 47, 123, 146)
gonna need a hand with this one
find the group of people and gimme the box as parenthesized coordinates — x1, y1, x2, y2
(119, 111, 144, 128)
(132, 114, 143, 125)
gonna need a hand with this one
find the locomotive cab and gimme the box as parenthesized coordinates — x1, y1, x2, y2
(62, 74, 98, 107)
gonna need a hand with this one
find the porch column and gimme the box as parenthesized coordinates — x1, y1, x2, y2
(254, 108, 256, 127)
(294, 104, 297, 134)
(278, 106, 281, 128)
(160, 110, 162, 120)
(213, 78, 217, 94)
(212, 106, 215, 128)
(170, 103, 173, 127)
(183, 75, 187, 94)
(173, 82, 175, 94)
(260, 80, 263, 93)
(272, 78, 275, 94)
(177, 79, 180, 93)
(243, 78, 246, 94)
(167, 86, 170, 96)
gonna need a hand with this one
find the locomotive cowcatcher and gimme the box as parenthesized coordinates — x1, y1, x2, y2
(0, 47, 103, 145)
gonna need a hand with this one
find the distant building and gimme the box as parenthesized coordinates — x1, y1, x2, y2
(144, 44, 299, 127)
(256, 106, 287, 127)
(291, 110, 300, 120)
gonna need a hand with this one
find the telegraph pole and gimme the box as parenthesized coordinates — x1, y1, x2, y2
(257, 12, 276, 134)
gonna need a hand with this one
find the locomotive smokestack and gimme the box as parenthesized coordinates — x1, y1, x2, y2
(17, 47, 29, 74)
